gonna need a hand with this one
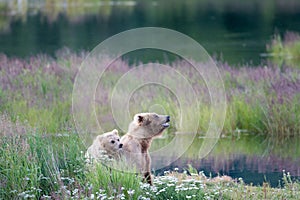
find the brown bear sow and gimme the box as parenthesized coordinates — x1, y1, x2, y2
(121, 113, 170, 185)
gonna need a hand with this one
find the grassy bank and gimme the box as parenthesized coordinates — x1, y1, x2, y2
(0, 133, 299, 199)
(1, 36, 300, 138)
(0, 132, 140, 199)
(267, 31, 300, 69)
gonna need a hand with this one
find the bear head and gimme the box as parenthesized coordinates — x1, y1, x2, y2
(128, 113, 170, 138)
(97, 129, 123, 155)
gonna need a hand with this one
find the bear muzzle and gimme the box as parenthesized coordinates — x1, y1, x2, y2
(162, 115, 170, 128)
(119, 143, 123, 148)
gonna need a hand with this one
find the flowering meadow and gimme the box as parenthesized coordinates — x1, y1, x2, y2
(0, 39, 299, 138)
(0, 131, 299, 199)
(1, 33, 300, 199)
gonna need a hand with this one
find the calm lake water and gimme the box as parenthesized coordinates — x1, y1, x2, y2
(1, 0, 300, 186)
(1, 0, 300, 65)
(150, 134, 300, 187)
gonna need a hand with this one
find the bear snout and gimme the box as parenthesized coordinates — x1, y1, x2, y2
(161, 115, 170, 128)
(119, 143, 123, 148)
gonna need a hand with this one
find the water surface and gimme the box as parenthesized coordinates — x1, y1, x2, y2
(1, 0, 300, 65)
(150, 134, 300, 187)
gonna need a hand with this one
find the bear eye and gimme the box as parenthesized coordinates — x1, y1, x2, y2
(154, 114, 159, 118)
(111, 140, 115, 144)
(117, 139, 120, 141)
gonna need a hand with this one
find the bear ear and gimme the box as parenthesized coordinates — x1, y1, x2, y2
(97, 135, 103, 142)
(112, 129, 118, 135)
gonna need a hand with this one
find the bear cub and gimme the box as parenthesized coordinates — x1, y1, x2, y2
(85, 129, 123, 163)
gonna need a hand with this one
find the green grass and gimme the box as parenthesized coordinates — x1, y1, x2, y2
(0, 54, 75, 133)
(0, 133, 85, 199)
(1, 133, 299, 199)
(86, 163, 142, 199)
(0, 133, 144, 199)
(1, 48, 300, 138)
(267, 32, 300, 69)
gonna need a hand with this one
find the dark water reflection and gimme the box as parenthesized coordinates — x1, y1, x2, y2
(1, 0, 300, 64)
(150, 134, 300, 187)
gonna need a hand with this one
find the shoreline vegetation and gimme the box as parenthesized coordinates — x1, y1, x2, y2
(0, 32, 299, 139)
(0, 134, 299, 199)
(1, 32, 300, 199)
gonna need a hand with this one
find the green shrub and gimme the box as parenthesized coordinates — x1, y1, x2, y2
(267, 32, 300, 68)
